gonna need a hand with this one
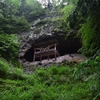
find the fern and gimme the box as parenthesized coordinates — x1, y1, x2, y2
(78, 16, 100, 56)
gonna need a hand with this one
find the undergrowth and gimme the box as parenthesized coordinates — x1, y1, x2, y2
(0, 50, 100, 100)
(78, 15, 100, 56)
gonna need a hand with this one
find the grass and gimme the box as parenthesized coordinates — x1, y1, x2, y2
(0, 54, 100, 100)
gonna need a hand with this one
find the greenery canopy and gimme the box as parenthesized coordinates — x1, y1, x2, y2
(0, 0, 100, 59)
(0, 0, 100, 100)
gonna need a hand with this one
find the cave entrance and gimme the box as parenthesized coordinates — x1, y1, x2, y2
(23, 46, 34, 62)
(23, 37, 81, 62)
(24, 39, 59, 62)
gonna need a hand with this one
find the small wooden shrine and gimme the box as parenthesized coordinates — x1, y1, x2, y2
(33, 39, 59, 62)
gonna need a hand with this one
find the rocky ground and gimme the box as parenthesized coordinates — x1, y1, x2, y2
(22, 53, 86, 74)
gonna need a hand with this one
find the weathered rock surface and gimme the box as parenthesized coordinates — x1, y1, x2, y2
(19, 9, 82, 65)
(31, 53, 86, 65)
(22, 53, 86, 74)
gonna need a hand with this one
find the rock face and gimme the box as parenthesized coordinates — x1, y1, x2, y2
(22, 54, 86, 74)
(19, 11, 82, 65)
(30, 53, 86, 66)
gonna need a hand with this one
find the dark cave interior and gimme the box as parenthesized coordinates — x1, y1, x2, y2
(23, 37, 81, 62)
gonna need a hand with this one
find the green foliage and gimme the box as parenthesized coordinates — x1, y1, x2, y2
(0, 0, 45, 34)
(0, 16, 29, 34)
(0, 34, 19, 61)
(0, 59, 10, 78)
(0, 56, 100, 100)
(0, 54, 100, 100)
(13, 16, 30, 33)
(0, 0, 100, 99)
(60, 0, 100, 56)
(20, 0, 45, 22)
(60, 3, 75, 18)
(73, 52, 100, 99)
(57, 1, 78, 32)
(0, 58, 27, 80)
(0, 0, 30, 34)
(78, 16, 100, 56)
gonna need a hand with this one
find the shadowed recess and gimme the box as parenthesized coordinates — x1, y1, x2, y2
(24, 37, 81, 62)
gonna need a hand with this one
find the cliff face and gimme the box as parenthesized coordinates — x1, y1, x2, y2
(19, 8, 81, 63)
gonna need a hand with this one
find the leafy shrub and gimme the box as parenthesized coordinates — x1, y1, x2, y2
(72, 51, 100, 99)
(0, 58, 27, 80)
(0, 51, 100, 100)
(14, 16, 30, 33)
(0, 16, 29, 34)
(0, 58, 10, 78)
(60, 3, 75, 19)
(0, 34, 19, 62)
(9, 68, 25, 80)
(78, 17, 100, 56)
(50, 66, 59, 74)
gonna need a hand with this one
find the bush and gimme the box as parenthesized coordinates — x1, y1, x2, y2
(0, 51, 100, 100)
(0, 58, 27, 80)
(78, 17, 100, 56)
(0, 59, 10, 78)
(0, 34, 19, 62)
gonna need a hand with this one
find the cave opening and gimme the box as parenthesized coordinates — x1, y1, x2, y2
(23, 38, 81, 62)
(24, 47, 34, 62)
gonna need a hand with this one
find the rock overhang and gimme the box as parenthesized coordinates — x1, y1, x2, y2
(19, 33, 81, 63)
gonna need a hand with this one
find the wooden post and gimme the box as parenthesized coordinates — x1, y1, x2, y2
(33, 43, 58, 62)
(55, 44, 57, 60)
(48, 46, 49, 61)
(34, 54, 35, 62)
(33, 49, 35, 62)
(40, 47, 42, 62)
